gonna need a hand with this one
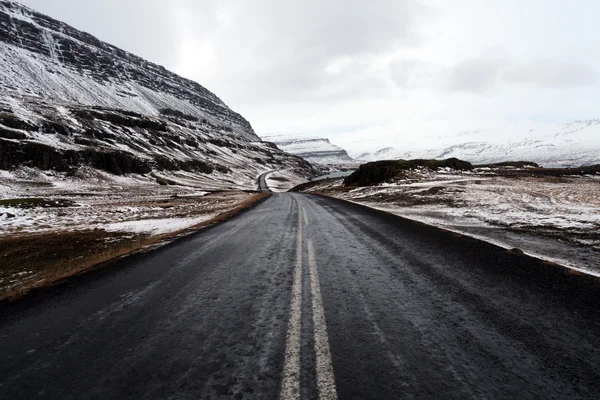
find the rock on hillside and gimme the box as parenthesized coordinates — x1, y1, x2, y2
(344, 158, 473, 186)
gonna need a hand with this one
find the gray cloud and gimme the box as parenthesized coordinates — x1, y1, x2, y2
(386, 52, 599, 95)
(503, 61, 596, 88)
(174, 0, 428, 104)
(389, 58, 443, 89)
(446, 56, 507, 93)
(19, 0, 184, 68)
(445, 56, 597, 93)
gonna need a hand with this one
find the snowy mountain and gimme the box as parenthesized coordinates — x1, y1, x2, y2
(263, 134, 354, 165)
(354, 120, 600, 168)
(0, 1, 313, 189)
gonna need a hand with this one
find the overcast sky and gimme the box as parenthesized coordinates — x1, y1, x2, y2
(19, 0, 600, 152)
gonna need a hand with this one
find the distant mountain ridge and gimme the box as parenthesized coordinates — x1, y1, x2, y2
(0, 1, 313, 189)
(354, 120, 600, 168)
(263, 135, 354, 165)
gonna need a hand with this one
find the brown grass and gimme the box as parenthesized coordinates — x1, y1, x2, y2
(0, 192, 270, 301)
(566, 268, 585, 276)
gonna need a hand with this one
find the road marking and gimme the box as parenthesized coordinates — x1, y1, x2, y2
(308, 240, 338, 400)
(303, 206, 309, 226)
(280, 205, 304, 400)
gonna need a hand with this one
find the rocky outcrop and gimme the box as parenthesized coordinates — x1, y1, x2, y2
(344, 158, 473, 186)
(0, 101, 314, 184)
(0, 138, 153, 174)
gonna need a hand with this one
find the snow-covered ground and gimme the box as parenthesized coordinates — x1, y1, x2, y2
(0, 166, 263, 298)
(312, 170, 355, 181)
(265, 170, 309, 192)
(0, 166, 252, 237)
(103, 216, 217, 235)
(304, 168, 600, 275)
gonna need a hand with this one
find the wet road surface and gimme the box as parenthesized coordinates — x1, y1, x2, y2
(1, 193, 600, 399)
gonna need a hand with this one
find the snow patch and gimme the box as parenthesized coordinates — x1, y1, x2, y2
(104, 215, 216, 235)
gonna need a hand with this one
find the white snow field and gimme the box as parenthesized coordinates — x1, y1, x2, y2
(352, 120, 600, 168)
(0, 167, 253, 236)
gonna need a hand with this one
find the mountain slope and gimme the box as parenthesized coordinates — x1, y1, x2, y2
(354, 120, 600, 168)
(0, 0, 313, 189)
(263, 134, 354, 165)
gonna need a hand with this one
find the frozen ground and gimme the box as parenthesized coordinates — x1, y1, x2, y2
(0, 166, 266, 299)
(303, 168, 600, 275)
(0, 166, 253, 237)
(265, 170, 309, 192)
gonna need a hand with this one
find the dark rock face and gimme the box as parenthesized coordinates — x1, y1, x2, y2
(344, 160, 400, 186)
(0, 138, 151, 175)
(0, 135, 221, 176)
(0, 103, 315, 178)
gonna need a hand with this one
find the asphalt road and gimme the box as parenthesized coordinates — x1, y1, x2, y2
(258, 171, 274, 192)
(2, 193, 600, 399)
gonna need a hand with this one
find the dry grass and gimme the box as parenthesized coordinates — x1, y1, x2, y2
(0, 192, 270, 301)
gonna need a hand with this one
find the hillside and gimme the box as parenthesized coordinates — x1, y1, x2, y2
(0, 0, 313, 189)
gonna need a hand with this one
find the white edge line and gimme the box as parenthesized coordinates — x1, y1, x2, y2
(308, 239, 338, 400)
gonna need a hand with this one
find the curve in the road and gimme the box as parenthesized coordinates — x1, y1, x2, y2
(258, 170, 275, 192)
